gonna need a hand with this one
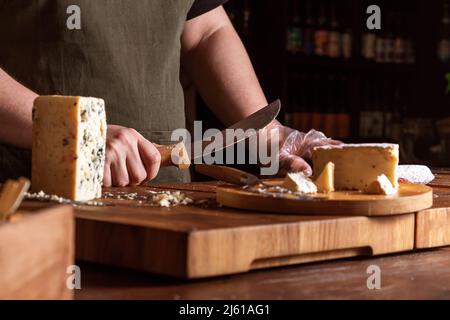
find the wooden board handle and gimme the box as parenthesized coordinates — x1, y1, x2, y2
(195, 164, 258, 185)
(155, 143, 190, 170)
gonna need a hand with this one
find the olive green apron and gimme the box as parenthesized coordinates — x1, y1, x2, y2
(0, 0, 194, 183)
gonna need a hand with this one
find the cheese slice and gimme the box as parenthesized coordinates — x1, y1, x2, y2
(312, 143, 399, 191)
(366, 174, 397, 195)
(32, 96, 107, 201)
(314, 161, 335, 193)
(282, 172, 318, 194)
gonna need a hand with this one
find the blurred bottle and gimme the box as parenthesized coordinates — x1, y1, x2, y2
(298, 74, 312, 132)
(323, 75, 337, 137)
(303, 0, 315, 56)
(242, 0, 251, 40)
(359, 82, 371, 138)
(336, 76, 350, 138)
(286, 0, 303, 54)
(328, 4, 341, 59)
(438, 0, 450, 64)
(375, 20, 387, 63)
(314, 3, 329, 57)
(362, 30, 376, 61)
(311, 74, 323, 131)
(383, 83, 395, 139)
(404, 33, 416, 64)
(384, 13, 395, 63)
(370, 84, 384, 138)
(340, 7, 352, 61)
(393, 18, 406, 64)
(390, 89, 406, 143)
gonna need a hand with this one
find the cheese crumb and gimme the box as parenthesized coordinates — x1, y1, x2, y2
(365, 175, 397, 195)
(282, 172, 318, 194)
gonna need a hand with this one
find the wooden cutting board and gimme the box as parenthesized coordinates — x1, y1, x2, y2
(415, 171, 450, 248)
(217, 181, 433, 216)
(20, 182, 414, 279)
(0, 205, 74, 299)
(18, 171, 450, 279)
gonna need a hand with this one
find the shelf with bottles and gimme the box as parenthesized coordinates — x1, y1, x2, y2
(286, 54, 416, 74)
(285, 0, 417, 72)
(285, 0, 354, 63)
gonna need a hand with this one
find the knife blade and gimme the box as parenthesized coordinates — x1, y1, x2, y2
(156, 100, 281, 168)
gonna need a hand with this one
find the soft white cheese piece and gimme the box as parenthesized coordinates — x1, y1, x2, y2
(282, 172, 318, 194)
(366, 174, 397, 195)
(32, 96, 107, 201)
(314, 161, 335, 193)
(312, 143, 399, 191)
(398, 165, 435, 184)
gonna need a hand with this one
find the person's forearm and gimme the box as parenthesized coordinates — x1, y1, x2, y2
(0, 68, 37, 148)
(181, 7, 268, 127)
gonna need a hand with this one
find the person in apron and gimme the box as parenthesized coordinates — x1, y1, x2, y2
(0, 1, 336, 185)
(0, 0, 215, 183)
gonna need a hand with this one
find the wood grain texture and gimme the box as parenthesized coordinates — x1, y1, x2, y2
(217, 182, 433, 217)
(415, 174, 450, 248)
(0, 205, 74, 299)
(52, 183, 415, 279)
(75, 247, 450, 300)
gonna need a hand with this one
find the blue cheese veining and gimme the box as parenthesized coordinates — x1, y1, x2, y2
(32, 96, 107, 201)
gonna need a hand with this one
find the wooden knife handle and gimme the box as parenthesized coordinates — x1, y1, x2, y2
(195, 164, 256, 185)
(155, 143, 190, 170)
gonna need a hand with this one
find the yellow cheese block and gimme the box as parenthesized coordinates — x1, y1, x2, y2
(312, 144, 399, 191)
(314, 161, 335, 193)
(32, 96, 107, 201)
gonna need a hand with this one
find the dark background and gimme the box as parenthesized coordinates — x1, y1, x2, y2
(195, 0, 450, 167)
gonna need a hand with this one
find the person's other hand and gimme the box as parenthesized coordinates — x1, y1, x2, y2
(266, 123, 341, 176)
(103, 125, 161, 187)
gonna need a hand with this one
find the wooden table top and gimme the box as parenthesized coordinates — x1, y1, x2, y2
(76, 247, 450, 300)
(74, 169, 450, 300)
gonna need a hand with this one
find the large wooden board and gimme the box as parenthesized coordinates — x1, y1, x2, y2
(21, 183, 415, 279)
(0, 205, 74, 299)
(415, 171, 450, 248)
(217, 181, 433, 216)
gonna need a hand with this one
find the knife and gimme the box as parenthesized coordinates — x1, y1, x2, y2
(156, 100, 281, 169)
(195, 164, 262, 186)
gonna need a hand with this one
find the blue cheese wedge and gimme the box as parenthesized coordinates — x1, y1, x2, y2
(282, 172, 317, 194)
(312, 143, 399, 191)
(32, 96, 107, 201)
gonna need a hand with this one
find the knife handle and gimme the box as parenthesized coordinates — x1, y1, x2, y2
(155, 143, 190, 170)
(195, 164, 257, 185)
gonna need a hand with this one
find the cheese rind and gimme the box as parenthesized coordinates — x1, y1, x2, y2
(314, 162, 335, 193)
(312, 143, 399, 191)
(282, 172, 318, 194)
(366, 174, 397, 195)
(32, 96, 107, 201)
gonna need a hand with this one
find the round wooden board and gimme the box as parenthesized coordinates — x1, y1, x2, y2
(216, 182, 433, 217)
